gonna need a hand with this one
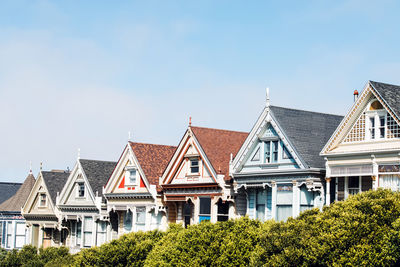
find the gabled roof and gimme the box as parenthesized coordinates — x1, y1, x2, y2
(191, 126, 248, 180)
(42, 171, 70, 205)
(270, 106, 343, 168)
(129, 142, 176, 188)
(0, 173, 35, 212)
(0, 182, 22, 205)
(79, 159, 117, 197)
(370, 81, 400, 119)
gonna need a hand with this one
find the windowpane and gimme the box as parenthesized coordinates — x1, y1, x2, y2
(277, 205, 292, 221)
(83, 217, 93, 247)
(136, 207, 146, 231)
(190, 159, 199, 173)
(40, 194, 46, 206)
(370, 117, 375, 139)
(272, 141, 278, 163)
(199, 197, 211, 215)
(124, 210, 132, 231)
(265, 142, 271, 163)
(78, 183, 85, 197)
(76, 221, 82, 246)
(129, 169, 136, 184)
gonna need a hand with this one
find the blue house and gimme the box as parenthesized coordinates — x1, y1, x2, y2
(231, 92, 342, 221)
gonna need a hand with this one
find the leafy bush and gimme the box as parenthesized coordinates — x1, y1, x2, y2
(2, 189, 400, 266)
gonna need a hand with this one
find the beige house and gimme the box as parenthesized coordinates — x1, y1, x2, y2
(321, 81, 400, 204)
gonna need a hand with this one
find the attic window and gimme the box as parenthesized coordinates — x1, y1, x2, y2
(125, 168, 137, 185)
(40, 194, 46, 207)
(369, 100, 383, 111)
(190, 159, 199, 174)
(78, 183, 85, 197)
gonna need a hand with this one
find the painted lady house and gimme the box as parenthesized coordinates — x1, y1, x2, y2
(22, 169, 70, 248)
(103, 142, 176, 239)
(0, 171, 35, 249)
(231, 91, 342, 221)
(160, 124, 248, 226)
(321, 81, 400, 204)
(57, 158, 116, 253)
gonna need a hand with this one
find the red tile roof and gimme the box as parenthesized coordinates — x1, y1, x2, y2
(129, 142, 176, 190)
(191, 126, 248, 181)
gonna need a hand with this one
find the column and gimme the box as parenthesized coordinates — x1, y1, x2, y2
(210, 197, 218, 223)
(292, 180, 300, 218)
(372, 176, 377, 190)
(325, 178, 331, 206)
(145, 206, 152, 231)
(92, 216, 96, 248)
(271, 181, 277, 220)
(344, 176, 349, 200)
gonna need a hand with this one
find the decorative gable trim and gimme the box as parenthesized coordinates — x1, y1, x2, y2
(321, 81, 400, 155)
(231, 107, 305, 174)
(22, 172, 56, 215)
(161, 128, 218, 185)
(58, 160, 96, 206)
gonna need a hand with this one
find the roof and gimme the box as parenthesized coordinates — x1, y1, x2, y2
(79, 159, 117, 198)
(191, 126, 248, 180)
(0, 182, 21, 205)
(42, 171, 70, 205)
(369, 81, 400, 119)
(0, 173, 35, 212)
(129, 142, 176, 190)
(270, 106, 343, 169)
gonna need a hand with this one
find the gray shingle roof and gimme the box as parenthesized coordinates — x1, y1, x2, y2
(0, 173, 35, 212)
(42, 171, 70, 205)
(369, 81, 400, 119)
(0, 182, 21, 204)
(270, 106, 343, 169)
(79, 159, 117, 198)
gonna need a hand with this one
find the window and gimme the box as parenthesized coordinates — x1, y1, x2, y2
(76, 221, 82, 246)
(199, 197, 211, 222)
(78, 183, 85, 197)
(300, 185, 314, 212)
(39, 194, 46, 207)
(183, 202, 192, 228)
(217, 199, 229, 222)
(124, 210, 132, 232)
(256, 190, 266, 221)
(96, 221, 107, 246)
(136, 207, 146, 231)
(379, 116, 385, 138)
(83, 217, 93, 247)
(348, 177, 360, 195)
(264, 141, 279, 163)
(276, 184, 293, 221)
(190, 159, 199, 174)
(15, 222, 26, 248)
(369, 117, 376, 139)
(6, 222, 12, 248)
(128, 169, 137, 184)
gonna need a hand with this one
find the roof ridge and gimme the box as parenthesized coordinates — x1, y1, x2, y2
(79, 158, 117, 164)
(129, 141, 176, 148)
(270, 105, 343, 118)
(190, 125, 248, 134)
(369, 80, 400, 88)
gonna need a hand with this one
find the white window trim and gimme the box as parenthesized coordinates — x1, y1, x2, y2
(39, 193, 47, 207)
(76, 182, 85, 198)
(125, 167, 138, 186)
(188, 158, 200, 175)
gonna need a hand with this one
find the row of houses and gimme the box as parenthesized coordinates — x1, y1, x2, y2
(1, 80, 400, 252)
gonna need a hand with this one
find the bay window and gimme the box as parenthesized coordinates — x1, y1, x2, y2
(83, 217, 93, 247)
(199, 197, 211, 222)
(136, 207, 146, 231)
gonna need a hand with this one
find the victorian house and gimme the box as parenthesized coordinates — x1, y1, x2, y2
(57, 159, 116, 253)
(160, 125, 248, 226)
(22, 169, 69, 248)
(0, 172, 35, 249)
(103, 142, 176, 239)
(321, 81, 400, 204)
(231, 93, 342, 221)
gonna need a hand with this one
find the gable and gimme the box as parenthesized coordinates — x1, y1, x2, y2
(23, 174, 55, 215)
(323, 82, 400, 154)
(235, 119, 300, 174)
(59, 163, 96, 206)
(104, 145, 149, 195)
(162, 130, 218, 185)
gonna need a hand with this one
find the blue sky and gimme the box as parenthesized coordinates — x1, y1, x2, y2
(1, 0, 400, 182)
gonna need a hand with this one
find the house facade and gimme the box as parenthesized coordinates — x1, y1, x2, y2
(321, 81, 400, 204)
(57, 159, 117, 253)
(161, 125, 248, 226)
(22, 170, 69, 248)
(231, 95, 342, 221)
(103, 142, 176, 239)
(0, 172, 35, 250)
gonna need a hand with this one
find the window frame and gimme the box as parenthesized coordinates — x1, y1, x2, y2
(39, 193, 47, 207)
(125, 167, 138, 186)
(77, 182, 85, 198)
(189, 158, 200, 174)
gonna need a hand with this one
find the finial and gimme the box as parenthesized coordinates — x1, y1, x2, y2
(266, 87, 270, 108)
(40, 162, 43, 171)
(29, 161, 33, 174)
(218, 166, 221, 173)
(128, 131, 132, 141)
(189, 116, 192, 127)
(77, 148, 80, 159)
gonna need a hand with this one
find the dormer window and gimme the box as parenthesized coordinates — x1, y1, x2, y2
(190, 159, 199, 174)
(264, 140, 278, 163)
(40, 193, 46, 207)
(78, 183, 85, 197)
(126, 167, 137, 185)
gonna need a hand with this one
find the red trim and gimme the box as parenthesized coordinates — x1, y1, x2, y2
(118, 176, 125, 189)
(140, 178, 145, 188)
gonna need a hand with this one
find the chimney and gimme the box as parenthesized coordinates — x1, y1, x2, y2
(353, 90, 359, 102)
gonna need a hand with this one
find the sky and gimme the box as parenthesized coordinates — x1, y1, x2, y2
(1, 0, 400, 182)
